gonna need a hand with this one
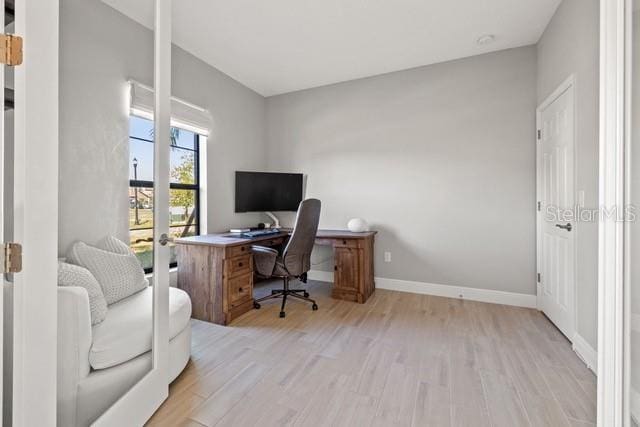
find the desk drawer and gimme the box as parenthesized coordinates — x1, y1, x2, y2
(260, 237, 285, 247)
(228, 272, 253, 306)
(334, 238, 360, 248)
(226, 244, 250, 258)
(226, 254, 252, 278)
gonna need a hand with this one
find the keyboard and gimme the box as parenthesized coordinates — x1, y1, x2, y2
(241, 229, 281, 238)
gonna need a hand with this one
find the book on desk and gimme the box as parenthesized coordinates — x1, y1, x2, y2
(174, 229, 377, 325)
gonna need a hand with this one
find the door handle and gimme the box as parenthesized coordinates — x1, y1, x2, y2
(555, 223, 572, 232)
(158, 233, 174, 246)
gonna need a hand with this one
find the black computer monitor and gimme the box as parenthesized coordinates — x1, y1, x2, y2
(235, 171, 303, 212)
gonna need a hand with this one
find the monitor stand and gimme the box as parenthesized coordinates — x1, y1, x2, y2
(265, 211, 280, 229)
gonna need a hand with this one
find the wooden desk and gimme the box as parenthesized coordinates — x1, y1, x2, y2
(175, 229, 376, 325)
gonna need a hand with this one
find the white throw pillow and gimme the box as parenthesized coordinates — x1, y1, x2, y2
(97, 235, 150, 289)
(97, 235, 132, 255)
(58, 262, 107, 325)
(67, 241, 149, 305)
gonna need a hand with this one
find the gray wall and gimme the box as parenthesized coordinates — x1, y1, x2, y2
(59, 0, 266, 254)
(537, 0, 599, 348)
(58, 0, 599, 347)
(266, 46, 538, 296)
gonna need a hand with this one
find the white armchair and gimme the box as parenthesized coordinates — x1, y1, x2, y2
(57, 286, 191, 427)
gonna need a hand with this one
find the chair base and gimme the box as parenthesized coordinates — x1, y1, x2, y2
(271, 288, 309, 298)
(253, 276, 318, 318)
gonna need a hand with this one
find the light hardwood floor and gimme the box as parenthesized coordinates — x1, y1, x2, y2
(146, 280, 596, 427)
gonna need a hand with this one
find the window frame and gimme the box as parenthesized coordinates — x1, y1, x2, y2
(129, 118, 201, 273)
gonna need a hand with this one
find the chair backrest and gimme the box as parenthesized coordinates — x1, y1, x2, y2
(282, 198, 321, 276)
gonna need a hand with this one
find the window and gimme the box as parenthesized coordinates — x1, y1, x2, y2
(129, 115, 201, 272)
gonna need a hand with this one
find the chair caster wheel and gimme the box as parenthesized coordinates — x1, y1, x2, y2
(279, 311, 286, 318)
(312, 303, 318, 311)
(304, 292, 310, 298)
(253, 301, 261, 309)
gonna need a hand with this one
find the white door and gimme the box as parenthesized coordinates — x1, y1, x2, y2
(4, 0, 60, 425)
(537, 79, 576, 340)
(0, 1, 6, 423)
(92, 0, 172, 424)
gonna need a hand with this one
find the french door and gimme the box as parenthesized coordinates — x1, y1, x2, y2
(1, 0, 60, 425)
(0, 0, 173, 425)
(0, 0, 7, 423)
(93, 0, 173, 424)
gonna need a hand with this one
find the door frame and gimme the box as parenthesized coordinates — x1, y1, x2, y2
(598, 0, 626, 425)
(535, 74, 578, 342)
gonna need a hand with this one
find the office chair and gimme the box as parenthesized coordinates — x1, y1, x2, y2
(252, 198, 321, 318)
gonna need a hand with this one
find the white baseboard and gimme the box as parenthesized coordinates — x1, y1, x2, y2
(572, 333, 597, 375)
(307, 270, 334, 283)
(307, 270, 537, 309)
(376, 277, 537, 308)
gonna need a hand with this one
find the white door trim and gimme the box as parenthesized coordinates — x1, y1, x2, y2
(598, 0, 626, 425)
(537, 75, 577, 112)
(623, 0, 635, 424)
(535, 74, 577, 341)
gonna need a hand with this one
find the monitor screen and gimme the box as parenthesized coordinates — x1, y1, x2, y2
(235, 171, 303, 212)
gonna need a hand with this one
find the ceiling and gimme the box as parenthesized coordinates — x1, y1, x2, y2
(102, 0, 561, 97)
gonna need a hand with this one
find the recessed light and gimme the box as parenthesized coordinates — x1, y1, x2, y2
(477, 34, 495, 45)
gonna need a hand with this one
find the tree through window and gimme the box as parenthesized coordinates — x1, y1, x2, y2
(129, 115, 201, 272)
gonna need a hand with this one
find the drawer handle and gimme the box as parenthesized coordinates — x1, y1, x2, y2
(241, 246, 245, 251)
(238, 262, 243, 267)
(239, 287, 243, 292)
(343, 240, 347, 245)
(334, 265, 337, 271)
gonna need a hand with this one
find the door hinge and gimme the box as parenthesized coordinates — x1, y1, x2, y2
(537, 129, 541, 140)
(4, 242, 22, 274)
(0, 34, 22, 66)
(537, 201, 542, 211)
(537, 273, 541, 283)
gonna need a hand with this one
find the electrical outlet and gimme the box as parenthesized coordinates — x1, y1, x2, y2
(384, 252, 391, 263)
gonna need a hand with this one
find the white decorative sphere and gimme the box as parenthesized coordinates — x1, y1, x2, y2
(347, 218, 369, 232)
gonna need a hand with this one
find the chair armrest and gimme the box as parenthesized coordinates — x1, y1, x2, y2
(252, 245, 278, 255)
(251, 245, 278, 277)
(57, 286, 92, 427)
